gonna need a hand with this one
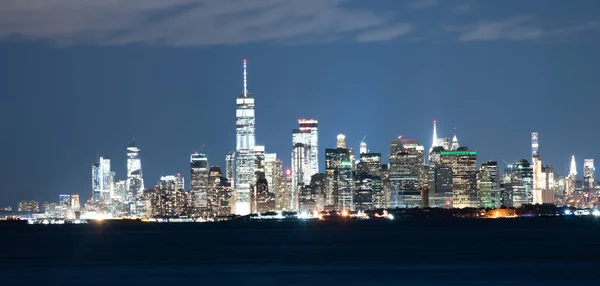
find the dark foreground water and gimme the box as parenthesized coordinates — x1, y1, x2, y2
(1, 217, 600, 285)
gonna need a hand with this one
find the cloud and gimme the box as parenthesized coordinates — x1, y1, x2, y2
(408, 0, 438, 10)
(0, 0, 413, 46)
(448, 17, 544, 42)
(448, 16, 600, 42)
(355, 23, 414, 42)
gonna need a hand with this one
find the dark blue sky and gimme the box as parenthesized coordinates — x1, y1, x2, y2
(1, 0, 600, 205)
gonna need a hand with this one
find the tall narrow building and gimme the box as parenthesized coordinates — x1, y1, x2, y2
(291, 119, 319, 187)
(478, 161, 500, 208)
(92, 156, 112, 203)
(325, 136, 353, 210)
(566, 155, 577, 197)
(234, 59, 255, 215)
(127, 140, 145, 216)
(583, 159, 595, 193)
(428, 120, 439, 162)
(190, 153, 209, 216)
(531, 132, 543, 204)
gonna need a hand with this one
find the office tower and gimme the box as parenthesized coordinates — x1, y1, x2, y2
(337, 134, 346, 148)
(209, 166, 233, 217)
(566, 155, 577, 197)
(284, 169, 293, 211)
(541, 165, 555, 204)
(255, 172, 274, 213)
(450, 135, 460, 151)
(440, 147, 478, 208)
(478, 161, 500, 208)
(360, 140, 367, 155)
(357, 152, 383, 209)
(554, 176, 566, 206)
(190, 153, 209, 216)
(291, 142, 306, 211)
(389, 139, 425, 208)
(58, 194, 71, 218)
(92, 156, 112, 203)
(291, 119, 319, 190)
(531, 132, 543, 204)
(225, 152, 235, 184)
(500, 174, 513, 207)
(583, 159, 595, 193)
(427, 160, 453, 208)
(511, 159, 534, 207)
(113, 180, 128, 203)
(148, 174, 188, 217)
(325, 142, 353, 211)
(18, 200, 39, 212)
(265, 154, 286, 211)
(234, 59, 256, 215)
(71, 194, 80, 211)
(299, 173, 326, 212)
(127, 140, 145, 216)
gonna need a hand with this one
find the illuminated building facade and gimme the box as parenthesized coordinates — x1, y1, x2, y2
(209, 167, 233, 217)
(511, 159, 534, 207)
(583, 159, 595, 193)
(291, 119, 319, 197)
(325, 144, 353, 210)
(531, 132, 543, 204)
(92, 156, 113, 203)
(357, 152, 383, 209)
(147, 174, 189, 217)
(440, 148, 478, 208)
(389, 139, 425, 208)
(18, 200, 40, 212)
(566, 155, 577, 198)
(127, 140, 145, 216)
(478, 161, 500, 208)
(190, 153, 209, 215)
(234, 59, 255, 215)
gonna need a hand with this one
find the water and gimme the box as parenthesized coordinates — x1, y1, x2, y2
(1, 217, 599, 285)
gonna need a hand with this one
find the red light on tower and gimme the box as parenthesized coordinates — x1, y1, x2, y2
(445, 200, 451, 206)
(286, 169, 291, 175)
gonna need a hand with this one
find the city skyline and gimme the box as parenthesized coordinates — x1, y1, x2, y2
(2, 0, 600, 205)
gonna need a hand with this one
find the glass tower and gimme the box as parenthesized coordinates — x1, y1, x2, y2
(234, 59, 255, 215)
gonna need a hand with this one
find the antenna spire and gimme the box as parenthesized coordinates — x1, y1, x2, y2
(243, 58, 247, 97)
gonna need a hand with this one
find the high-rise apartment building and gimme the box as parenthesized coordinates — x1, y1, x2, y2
(234, 59, 256, 215)
(18, 200, 40, 212)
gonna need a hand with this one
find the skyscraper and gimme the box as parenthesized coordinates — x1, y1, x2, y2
(440, 147, 478, 208)
(566, 155, 577, 198)
(511, 159, 534, 207)
(478, 161, 500, 208)
(291, 119, 319, 190)
(209, 166, 233, 217)
(234, 59, 255, 215)
(583, 159, 595, 193)
(389, 139, 425, 208)
(428, 120, 439, 162)
(190, 153, 209, 216)
(126, 140, 144, 216)
(531, 132, 543, 204)
(357, 152, 383, 209)
(92, 156, 113, 203)
(325, 139, 353, 211)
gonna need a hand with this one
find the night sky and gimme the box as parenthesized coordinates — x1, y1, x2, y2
(1, 0, 600, 205)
